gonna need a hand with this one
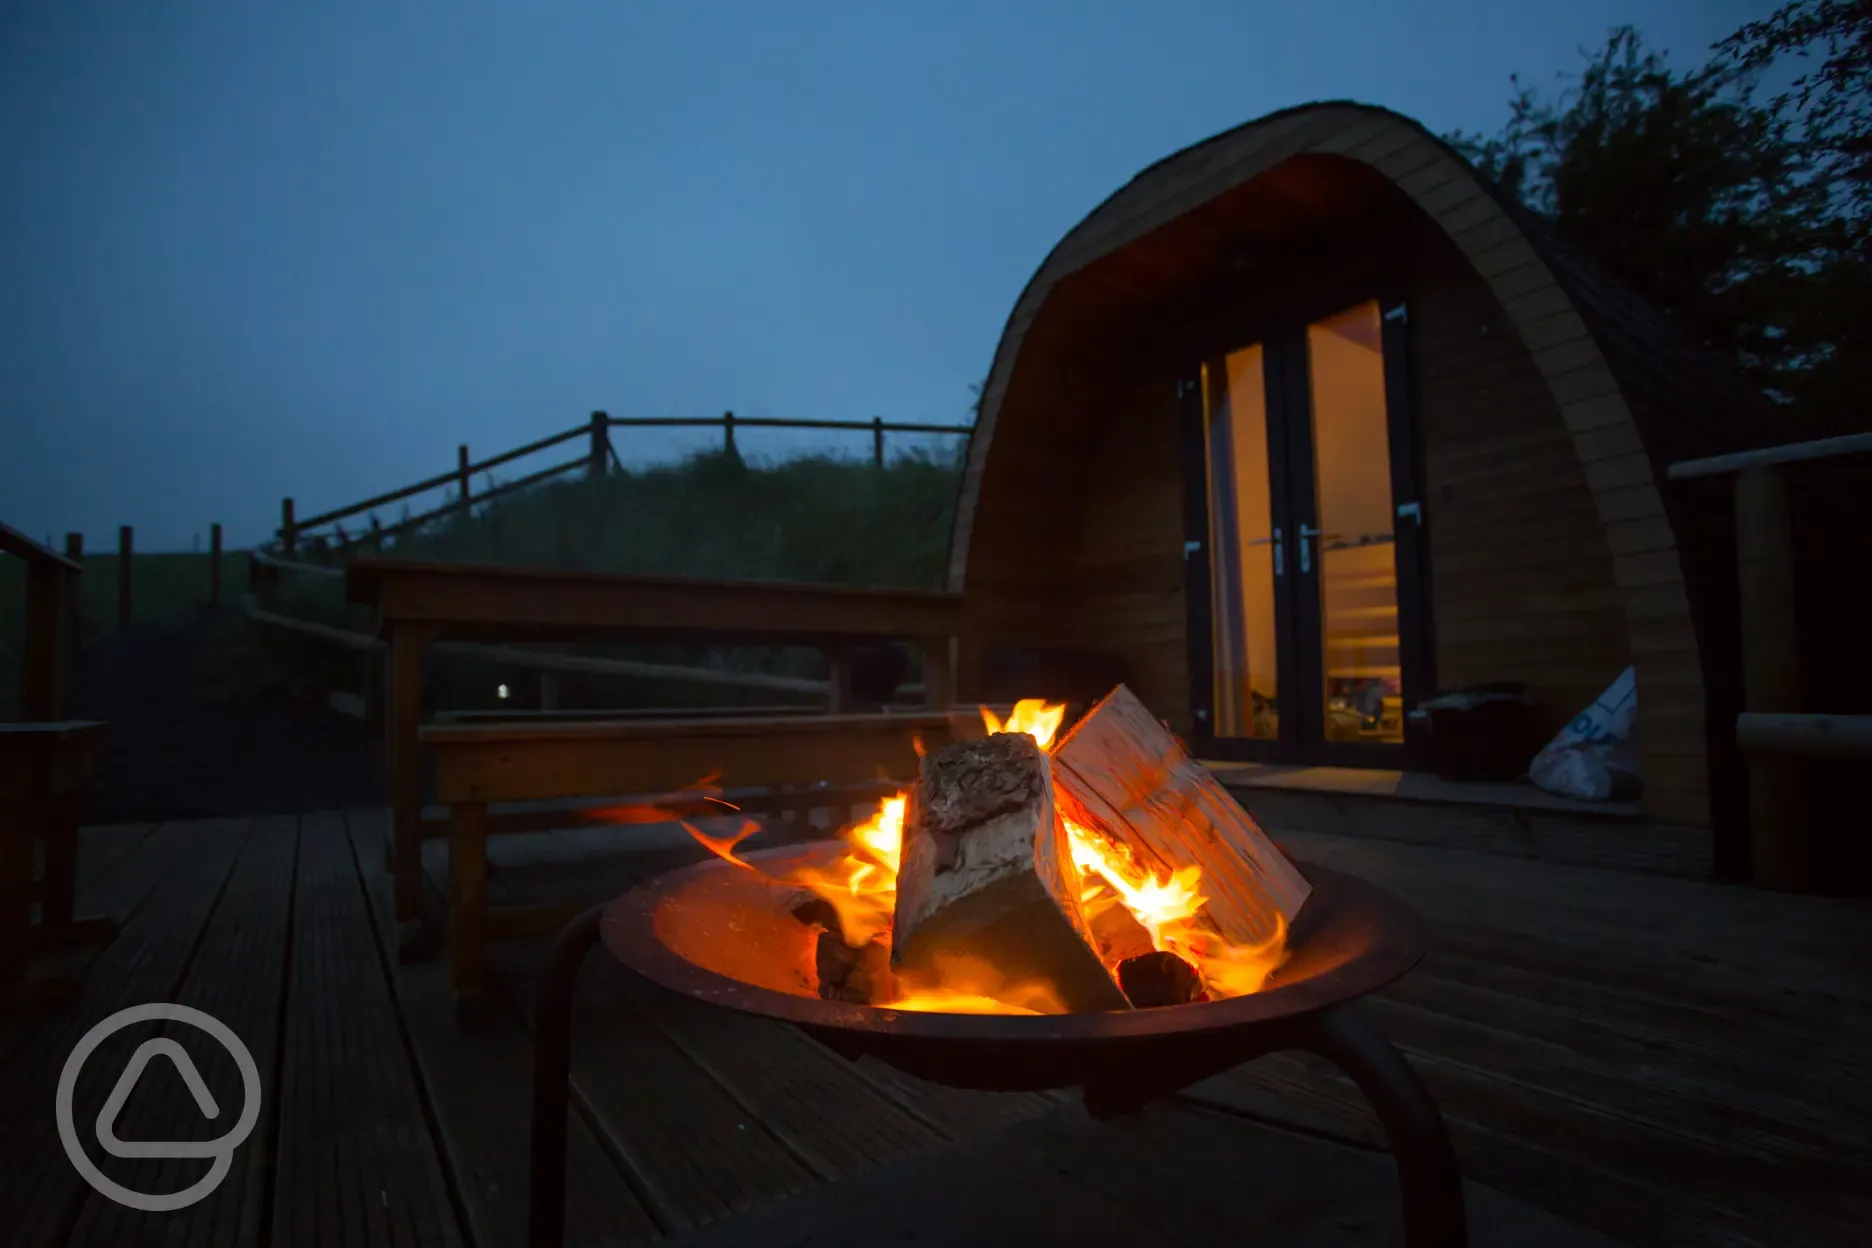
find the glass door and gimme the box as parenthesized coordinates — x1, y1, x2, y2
(1184, 295, 1426, 764)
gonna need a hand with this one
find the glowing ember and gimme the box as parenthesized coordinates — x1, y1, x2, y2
(676, 697, 1288, 1013)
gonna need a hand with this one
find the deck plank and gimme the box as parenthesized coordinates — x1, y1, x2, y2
(1203, 829, 1872, 1248)
(478, 824, 1070, 1141)
(346, 809, 661, 1248)
(489, 825, 1009, 1184)
(270, 812, 463, 1248)
(674, 1098, 1622, 1247)
(459, 836, 822, 1235)
(74, 820, 161, 890)
(0, 816, 252, 1248)
(67, 814, 300, 1247)
(0, 819, 198, 1067)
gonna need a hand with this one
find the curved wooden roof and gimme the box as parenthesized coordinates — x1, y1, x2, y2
(952, 101, 1780, 825)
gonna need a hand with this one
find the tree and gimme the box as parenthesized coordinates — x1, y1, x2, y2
(1718, 1, 1871, 427)
(1449, 19, 1866, 431)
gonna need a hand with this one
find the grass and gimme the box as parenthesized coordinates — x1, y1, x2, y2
(3, 446, 965, 716)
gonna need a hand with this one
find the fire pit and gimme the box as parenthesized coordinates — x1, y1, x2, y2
(527, 693, 1467, 1245)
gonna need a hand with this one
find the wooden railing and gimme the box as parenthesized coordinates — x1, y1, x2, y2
(1, 523, 84, 720)
(276, 409, 973, 556)
(1666, 430, 1872, 891)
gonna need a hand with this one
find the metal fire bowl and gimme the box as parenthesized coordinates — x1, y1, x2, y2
(600, 841, 1428, 1100)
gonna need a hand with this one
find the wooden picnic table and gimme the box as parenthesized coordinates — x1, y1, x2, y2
(344, 557, 966, 950)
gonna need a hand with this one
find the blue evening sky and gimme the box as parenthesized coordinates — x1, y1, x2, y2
(3, 1, 1764, 550)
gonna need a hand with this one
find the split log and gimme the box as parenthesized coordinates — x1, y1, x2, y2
(1051, 684, 1311, 946)
(891, 732, 1129, 1012)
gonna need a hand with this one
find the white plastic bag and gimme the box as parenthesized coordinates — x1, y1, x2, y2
(1528, 666, 1641, 801)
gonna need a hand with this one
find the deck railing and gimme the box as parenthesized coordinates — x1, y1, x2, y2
(276, 409, 973, 556)
(1666, 431, 1872, 890)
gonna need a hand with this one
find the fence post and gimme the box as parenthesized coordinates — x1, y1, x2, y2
(282, 497, 297, 555)
(458, 444, 472, 518)
(588, 412, 609, 480)
(117, 525, 134, 629)
(209, 523, 223, 606)
(872, 416, 885, 468)
(370, 514, 384, 553)
(1736, 464, 1807, 890)
(63, 532, 83, 670)
(722, 410, 736, 458)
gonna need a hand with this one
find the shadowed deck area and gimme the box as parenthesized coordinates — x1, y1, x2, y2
(0, 806, 1865, 1247)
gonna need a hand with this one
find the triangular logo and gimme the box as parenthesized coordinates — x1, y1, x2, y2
(95, 1038, 222, 1160)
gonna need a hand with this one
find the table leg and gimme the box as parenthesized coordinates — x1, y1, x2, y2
(388, 624, 435, 957)
(528, 904, 607, 1248)
(449, 801, 493, 1028)
(1295, 1004, 1468, 1248)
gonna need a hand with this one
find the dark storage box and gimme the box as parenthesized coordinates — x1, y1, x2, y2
(1416, 683, 1539, 783)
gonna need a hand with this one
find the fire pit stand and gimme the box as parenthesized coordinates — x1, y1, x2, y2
(528, 847, 1467, 1247)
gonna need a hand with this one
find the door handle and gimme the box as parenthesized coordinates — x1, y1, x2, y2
(1297, 523, 1322, 574)
(1396, 501, 1422, 524)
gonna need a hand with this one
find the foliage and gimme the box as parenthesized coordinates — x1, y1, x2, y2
(1718, 0, 1872, 422)
(1447, 17, 1867, 430)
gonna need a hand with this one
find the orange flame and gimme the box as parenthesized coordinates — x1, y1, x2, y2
(682, 819, 766, 874)
(673, 697, 1286, 1013)
(981, 699, 1067, 751)
(783, 793, 906, 947)
(886, 952, 1067, 1015)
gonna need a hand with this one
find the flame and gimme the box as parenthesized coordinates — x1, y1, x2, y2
(586, 775, 741, 825)
(981, 699, 1067, 751)
(783, 794, 906, 947)
(1064, 817, 1205, 942)
(682, 818, 766, 874)
(886, 952, 1067, 1015)
(673, 696, 1286, 1014)
(1063, 814, 1287, 998)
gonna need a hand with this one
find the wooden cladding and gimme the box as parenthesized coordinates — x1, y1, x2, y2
(956, 102, 1732, 826)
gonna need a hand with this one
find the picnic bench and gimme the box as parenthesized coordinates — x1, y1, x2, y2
(0, 524, 117, 1006)
(344, 557, 967, 971)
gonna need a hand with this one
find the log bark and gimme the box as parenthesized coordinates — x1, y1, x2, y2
(1051, 684, 1312, 946)
(1118, 950, 1206, 1008)
(794, 897, 893, 1003)
(891, 732, 1129, 1012)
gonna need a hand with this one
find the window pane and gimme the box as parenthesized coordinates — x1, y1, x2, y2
(1306, 301, 1402, 744)
(1203, 346, 1279, 740)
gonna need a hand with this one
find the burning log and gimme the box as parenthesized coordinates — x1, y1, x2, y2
(792, 897, 893, 1004)
(1117, 950, 1206, 1008)
(890, 732, 1130, 1013)
(1051, 685, 1312, 947)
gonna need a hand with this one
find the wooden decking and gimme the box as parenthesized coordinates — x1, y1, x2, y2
(0, 806, 1865, 1247)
